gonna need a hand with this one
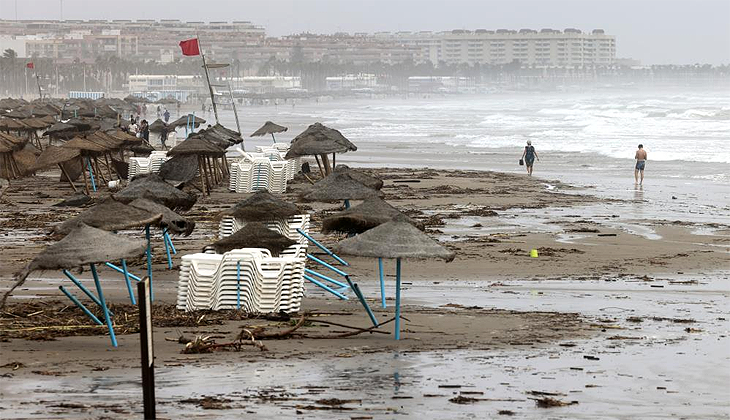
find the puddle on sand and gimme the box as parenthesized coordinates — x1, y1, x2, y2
(1, 274, 728, 419)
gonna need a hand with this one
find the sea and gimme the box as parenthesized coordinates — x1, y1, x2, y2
(210, 83, 730, 223)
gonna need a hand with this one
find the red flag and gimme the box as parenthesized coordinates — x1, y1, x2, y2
(179, 38, 200, 56)
(26, 62, 34, 69)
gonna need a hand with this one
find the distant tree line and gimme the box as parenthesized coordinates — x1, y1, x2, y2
(0, 48, 728, 97)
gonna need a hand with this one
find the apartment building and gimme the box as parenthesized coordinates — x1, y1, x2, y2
(379, 28, 616, 67)
(0, 19, 265, 62)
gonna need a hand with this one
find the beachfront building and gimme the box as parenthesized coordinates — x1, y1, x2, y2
(128, 74, 301, 98)
(408, 76, 476, 93)
(377, 28, 616, 67)
(326, 74, 379, 91)
(0, 19, 264, 62)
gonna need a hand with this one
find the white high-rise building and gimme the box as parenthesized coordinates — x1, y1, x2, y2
(377, 28, 616, 67)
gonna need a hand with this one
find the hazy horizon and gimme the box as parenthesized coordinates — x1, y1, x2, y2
(0, 0, 728, 65)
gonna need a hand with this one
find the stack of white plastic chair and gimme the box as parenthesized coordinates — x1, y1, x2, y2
(250, 158, 273, 192)
(218, 214, 310, 245)
(127, 151, 168, 179)
(176, 244, 307, 313)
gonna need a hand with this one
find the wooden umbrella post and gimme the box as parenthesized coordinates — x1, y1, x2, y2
(58, 163, 78, 192)
(81, 157, 90, 195)
(332, 153, 336, 170)
(314, 155, 325, 178)
(320, 154, 331, 175)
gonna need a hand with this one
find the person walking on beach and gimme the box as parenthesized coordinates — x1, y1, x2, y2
(160, 125, 168, 150)
(140, 120, 150, 142)
(521, 140, 539, 176)
(635, 144, 647, 185)
(163, 109, 170, 123)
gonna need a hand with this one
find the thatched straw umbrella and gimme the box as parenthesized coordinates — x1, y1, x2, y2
(52, 197, 164, 236)
(0, 132, 27, 181)
(168, 136, 227, 195)
(209, 222, 295, 255)
(44, 122, 79, 142)
(0, 223, 148, 346)
(128, 198, 195, 236)
(333, 165, 383, 190)
(32, 145, 82, 191)
(300, 171, 382, 204)
(285, 122, 357, 176)
(250, 121, 287, 144)
(335, 216, 455, 340)
(158, 154, 199, 185)
(114, 174, 197, 211)
(321, 197, 416, 234)
(222, 190, 301, 222)
(169, 114, 206, 131)
(148, 118, 168, 133)
(62, 136, 112, 194)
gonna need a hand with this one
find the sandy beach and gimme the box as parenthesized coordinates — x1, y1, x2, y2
(1, 160, 729, 418)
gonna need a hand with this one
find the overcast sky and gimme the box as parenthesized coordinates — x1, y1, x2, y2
(0, 0, 728, 65)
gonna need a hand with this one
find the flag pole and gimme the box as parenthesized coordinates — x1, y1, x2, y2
(24, 65, 28, 98)
(36, 73, 42, 100)
(197, 35, 219, 125)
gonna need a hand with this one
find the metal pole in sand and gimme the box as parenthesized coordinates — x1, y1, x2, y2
(137, 277, 156, 419)
(304, 268, 348, 289)
(90, 263, 117, 347)
(303, 274, 348, 300)
(379, 258, 386, 308)
(87, 157, 96, 191)
(121, 259, 136, 305)
(345, 276, 379, 327)
(297, 228, 349, 266)
(58, 285, 103, 325)
(62, 269, 108, 312)
(395, 258, 402, 341)
(306, 254, 348, 278)
(145, 225, 153, 301)
(162, 229, 172, 269)
(105, 262, 142, 282)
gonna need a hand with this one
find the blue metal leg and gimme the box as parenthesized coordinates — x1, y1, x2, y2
(236, 261, 241, 310)
(62, 269, 109, 313)
(162, 229, 172, 270)
(379, 258, 386, 308)
(395, 258, 402, 341)
(344, 199, 350, 209)
(303, 274, 348, 300)
(304, 268, 349, 289)
(164, 230, 177, 255)
(121, 259, 136, 305)
(89, 264, 118, 347)
(345, 277, 379, 327)
(145, 225, 153, 301)
(297, 228, 349, 266)
(58, 286, 103, 325)
(105, 262, 142, 281)
(87, 158, 96, 192)
(306, 254, 348, 278)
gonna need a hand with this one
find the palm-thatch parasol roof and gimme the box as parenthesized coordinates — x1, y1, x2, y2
(3, 109, 32, 119)
(334, 216, 455, 262)
(148, 119, 168, 133)
(130, 141, 156, 156)
(128, 198, 195, 236)
(158, 154, 199, 184)
(0, 224, 147, 308)
(250, 121, 287, 137)
(0, 117, 29, 131)
(322, 197, 417, 234)
(12, 145, 40, 176)
(222, 190, 301, 222)
(0, 132, 26, 150)
(190, 123, 242, 149)
(0, 97, 27, 110)
(124, 94, 149, 103)
(114, 173, 198, 211)
(169, 114, 206, 129)
(53, 197, 164, 236)
(333, 165, 383, 190)
(168, 136, 226, 157)
(300, 171, 382, 202)
(284, 122, 357, 158)
(209, 222, 295, 255)
(44, 122, 78, 136)
(62, 136, 108, 153)
(64, 118, 98, 132)
(155, 97, 179, 104)
(32, 145, 81, 171)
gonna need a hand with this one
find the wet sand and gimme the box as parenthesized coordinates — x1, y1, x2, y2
(1, 166, 729, 418)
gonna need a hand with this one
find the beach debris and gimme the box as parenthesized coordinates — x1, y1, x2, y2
(498, 410, 516, 415)
(179, 396, 232, 410)
(583, 355, 600, 360)
(530, 249, 539, 258)
(0, 361, 25, 370)
(533, 397, 579, 408)
(449, 396, 481, 404)
(53, 194, 92, 207)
